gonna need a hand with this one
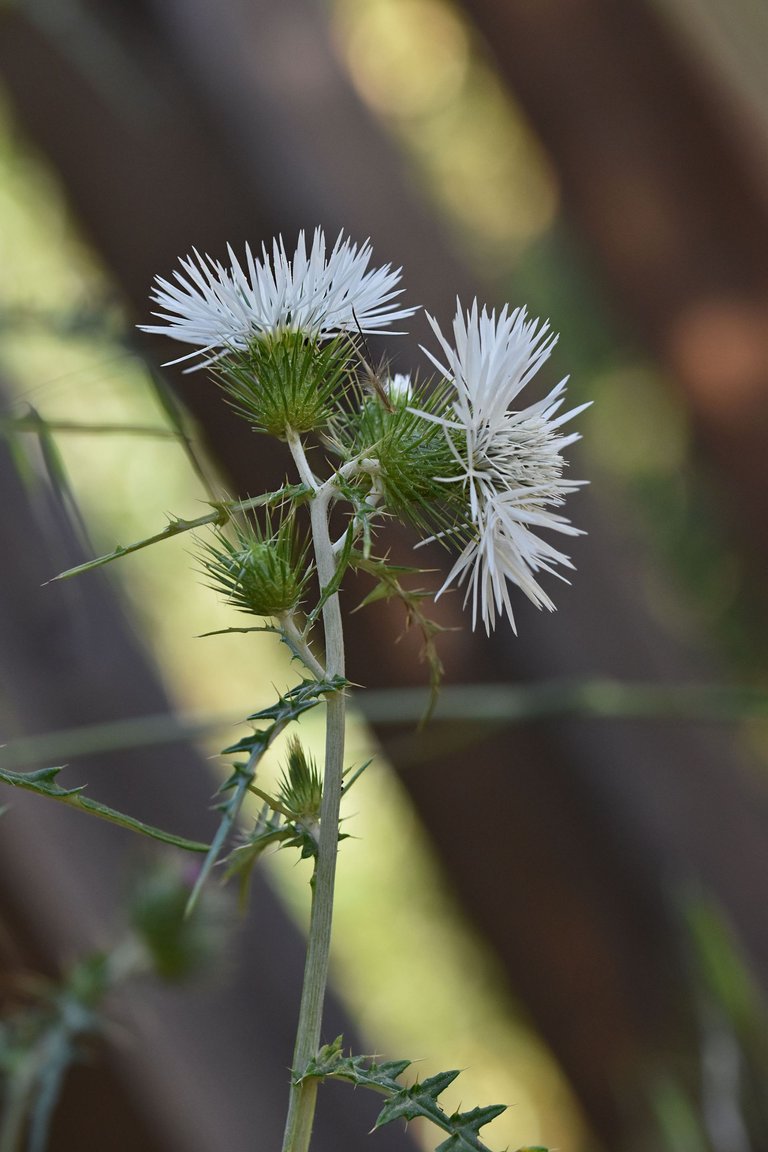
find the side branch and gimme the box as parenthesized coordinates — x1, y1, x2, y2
(49, 484, 309, 582)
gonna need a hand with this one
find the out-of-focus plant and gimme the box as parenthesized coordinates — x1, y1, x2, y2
(645, 894, 768, 1152)
(0, 862, 230, 1152)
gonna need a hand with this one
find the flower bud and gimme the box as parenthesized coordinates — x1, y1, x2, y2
(199, 514, 309, 618)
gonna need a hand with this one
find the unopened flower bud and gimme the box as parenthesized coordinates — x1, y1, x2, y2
(199, 515, 309, 618)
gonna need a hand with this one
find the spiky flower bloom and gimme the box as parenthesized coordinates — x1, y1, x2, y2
(140, 228, 416, 369)
(415, 300, 589, 634)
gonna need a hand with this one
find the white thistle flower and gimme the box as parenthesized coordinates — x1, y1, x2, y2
(415, 300, 589, 634)
(140, 228, 417, 368)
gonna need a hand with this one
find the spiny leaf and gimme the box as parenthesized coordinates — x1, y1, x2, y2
(49, 511, 229, 582)
(224, 676, 347, 754)
(300, 1040, 517, 1152)
(0, 766, 208, 852)
(187, 676, 346, 913)
(48, 485, 307, 582)
(224, 805, 294, 908)
(375, 1069, 462, 1128)
(352, 553, 447, 721)
(434, 1106, 509, 1152)
(22, 765, 83, 794)
(303, 1038, 412, 1095)
(186, 763, 256, 915)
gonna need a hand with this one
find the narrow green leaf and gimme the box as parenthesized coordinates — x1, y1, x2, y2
(198, 626, 282, 639)
(48, 485, 308, 582)
(47, 511, 228, 581)
(306, 525, 355, 628)
(144, 361, 218, 499)
(186, 763, 255, 914)
(187, 676, 346, 914)
(0, 766, 209, 852)
(342, 757, 373, 793)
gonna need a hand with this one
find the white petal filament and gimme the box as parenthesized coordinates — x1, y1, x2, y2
(415, 300, 588, 633)
(140, 228, 417, 368)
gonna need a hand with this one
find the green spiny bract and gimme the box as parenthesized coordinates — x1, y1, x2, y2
(215, 330, 354, 437)
(278, 736, 323, 831)
(329, 377, 464, 537)
(198, 513, 310, 618)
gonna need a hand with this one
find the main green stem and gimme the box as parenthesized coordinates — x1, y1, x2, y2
(281, 482, 346, 1152)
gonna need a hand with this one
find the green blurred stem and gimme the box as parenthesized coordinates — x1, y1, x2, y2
(281, 454, 346, 1152)
(0, 415, 179, 437)
(4, 681, 767, 775)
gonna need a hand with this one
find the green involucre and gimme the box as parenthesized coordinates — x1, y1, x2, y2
(331, 379, 465, 535)
(216, 330, 354, 437)
(199, 514, 310, 618)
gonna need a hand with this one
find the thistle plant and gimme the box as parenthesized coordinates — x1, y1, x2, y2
(10, 228, 587, 1151)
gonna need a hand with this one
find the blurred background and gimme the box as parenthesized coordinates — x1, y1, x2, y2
(1, 0, 768, 1149)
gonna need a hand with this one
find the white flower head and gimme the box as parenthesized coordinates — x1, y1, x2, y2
(140, 228, 417, 369)
(416, 299, 589, 634)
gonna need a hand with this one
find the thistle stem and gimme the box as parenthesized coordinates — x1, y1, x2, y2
(287, 430, 320, 493)
(281, 481, 346, 1152)
(280, 613, 326, 680)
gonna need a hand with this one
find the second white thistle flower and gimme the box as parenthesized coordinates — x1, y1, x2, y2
(414, 300, 589, 633)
